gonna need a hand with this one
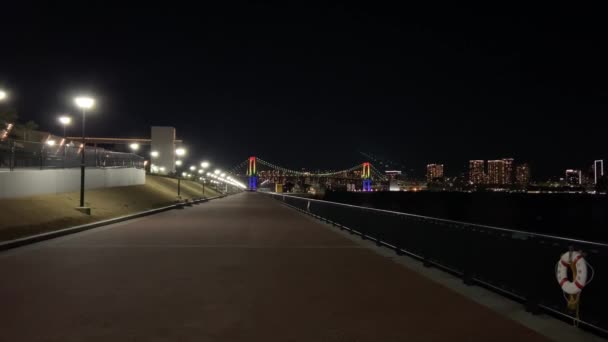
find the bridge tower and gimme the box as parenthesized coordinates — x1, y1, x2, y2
(362, 162, 372, 192)
(247, 156, 258, 191)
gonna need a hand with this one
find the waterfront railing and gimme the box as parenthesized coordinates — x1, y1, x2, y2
(268, 192, 608, 336)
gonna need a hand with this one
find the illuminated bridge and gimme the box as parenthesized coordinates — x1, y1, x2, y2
(230, 156, 386, 192)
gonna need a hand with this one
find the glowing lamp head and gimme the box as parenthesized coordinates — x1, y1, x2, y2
(175, 148, 186, 157)
(220, 173, 226, 178)
(0, 89, 7, 101)
(59, 116, 72, 125)
(129, 143, 140, 151)
(182, 172, 187, 177)
(214, 169, 221, 175)
(175, 160, 183, 166)
(74, 96, 95, 109)
(198, 169, 203, 174)
(150, 151, 159, 158)
(201, 161, 210, 168)
(46, 140, 56, 146)
(190, 166, 196, 171)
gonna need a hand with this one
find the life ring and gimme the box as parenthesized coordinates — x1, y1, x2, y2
(556, 251, 588, 295)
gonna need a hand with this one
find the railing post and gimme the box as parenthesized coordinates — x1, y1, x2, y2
(62, 143, 66, 169)
(524, 294, 541, 315)
(461, 228, 474, 285)
(40, 144, 44, 170)
(523, 238, 542, 315)
(462, 271, 474, 285)
(423, 257, 432, 267)
(10, 140, 15, 171)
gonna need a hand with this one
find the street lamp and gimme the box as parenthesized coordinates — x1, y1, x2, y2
(129, 143, 140, 151)
(214, 169, 221, 175)
(175, 160, 183, 166)
(46, 140, 56, 146)
(74, 96, 95, 210)
(58, 115, 72, 168)
(0, 89, 7, 101)
(201, 161, 210, 169)
(175, 148, 186, 157)
(190, 166, 196, 171)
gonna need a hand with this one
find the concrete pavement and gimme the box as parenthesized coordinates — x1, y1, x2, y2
(0, 192, 548, 341)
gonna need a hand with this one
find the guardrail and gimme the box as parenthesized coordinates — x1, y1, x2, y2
(268, 192, 608, 336)
(0, 139, 144, 170)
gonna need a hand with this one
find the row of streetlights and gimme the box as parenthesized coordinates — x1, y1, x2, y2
(178, 161, 213, 195)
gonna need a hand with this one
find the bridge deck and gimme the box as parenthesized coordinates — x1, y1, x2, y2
(0, 192, 547, 341)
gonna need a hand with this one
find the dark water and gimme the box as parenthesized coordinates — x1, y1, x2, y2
(319, 191, 608, 243)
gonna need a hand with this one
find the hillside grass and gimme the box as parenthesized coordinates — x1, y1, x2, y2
(0, 175, 221, 242)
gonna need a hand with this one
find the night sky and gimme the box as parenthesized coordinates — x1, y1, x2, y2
(2, 4, 607, 179)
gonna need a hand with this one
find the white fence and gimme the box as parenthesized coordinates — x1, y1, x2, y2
(0, 168, 146, 199)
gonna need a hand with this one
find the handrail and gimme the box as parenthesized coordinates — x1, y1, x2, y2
(266, 193, 608, 248)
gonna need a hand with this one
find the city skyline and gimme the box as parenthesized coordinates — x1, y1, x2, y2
(421, 157, 604, 185)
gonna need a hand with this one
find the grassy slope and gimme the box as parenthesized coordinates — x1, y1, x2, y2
(0, 175, 221, 242)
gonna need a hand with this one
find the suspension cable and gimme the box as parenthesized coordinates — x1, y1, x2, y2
(256, 158, 364, 177)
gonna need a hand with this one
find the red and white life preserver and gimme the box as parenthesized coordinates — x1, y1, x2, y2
(556, 251, 588, 295)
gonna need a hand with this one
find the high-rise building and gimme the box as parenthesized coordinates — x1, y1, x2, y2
(594, 160, 604, 184)
(515, 164, 530, 186)
(487, 160, 506, 185)
(426, 164, 444, 183)
(469, 160, 485, 184)
(386, 170, 402, 191)
(566, 169, 582, 186)
(502, 158, 514, 185)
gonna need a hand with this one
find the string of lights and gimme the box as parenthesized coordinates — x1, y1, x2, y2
(371, 165, 388, 181)
(230, 157, 384, 179)
(229, 159, 249, 174)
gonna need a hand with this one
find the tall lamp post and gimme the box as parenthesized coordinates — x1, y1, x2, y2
(174, 148, 189, 197)
(58, 116, 71, 168)
(200, 161, 210, 195)
(74, 96, 95, 211)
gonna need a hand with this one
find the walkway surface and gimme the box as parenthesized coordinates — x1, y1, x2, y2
(0, 192, 548, 341)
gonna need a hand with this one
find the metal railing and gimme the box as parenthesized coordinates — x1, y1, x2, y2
(0, 139, 144, 170)
(268, 193, 608, 336)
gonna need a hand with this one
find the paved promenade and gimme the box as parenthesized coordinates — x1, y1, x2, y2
(0, 192, 548, 341)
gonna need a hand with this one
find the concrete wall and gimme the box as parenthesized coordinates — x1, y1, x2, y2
(0, 168, 146, 199)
